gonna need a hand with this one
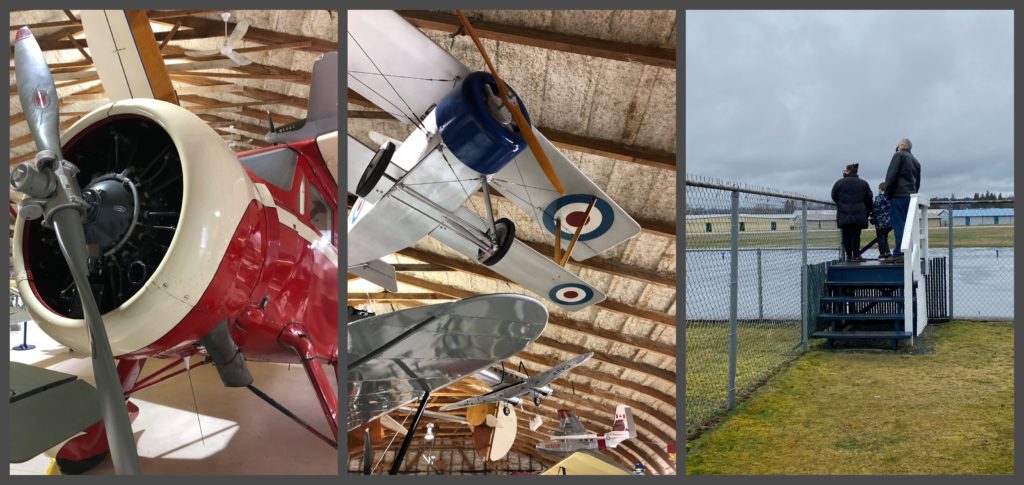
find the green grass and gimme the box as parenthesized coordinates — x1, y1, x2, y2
(686, 323, 803, 436)
(686, 322, 1015, 475)
(686, 225, 1013, 249)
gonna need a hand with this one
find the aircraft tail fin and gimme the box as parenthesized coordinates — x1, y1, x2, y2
(605, 405, 635, 447)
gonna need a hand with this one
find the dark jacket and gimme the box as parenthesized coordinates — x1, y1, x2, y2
(884, 150, 920, 198)
(831, 174, 873, 229)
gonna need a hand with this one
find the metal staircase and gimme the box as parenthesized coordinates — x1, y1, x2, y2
(810, 195, 931, 349)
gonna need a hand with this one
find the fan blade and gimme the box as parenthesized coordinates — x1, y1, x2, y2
(454, 11, 566, 195)
(226, 20, 250, 47)
(13, 26, 141, 475)
(225, 49, 254, 66)
(13, 27, 62, 158)
(185, 48, 223, 58)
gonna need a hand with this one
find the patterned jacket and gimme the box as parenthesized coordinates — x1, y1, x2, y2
(870, 193, 892, 229)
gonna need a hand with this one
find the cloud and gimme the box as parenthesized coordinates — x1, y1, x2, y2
(686, 10, 1014, 200)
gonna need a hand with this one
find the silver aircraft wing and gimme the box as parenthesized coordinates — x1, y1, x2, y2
(488, 128, 642, 261)
(553, 409, 589, 437)
(346, 294, 547, 430)
(438, 380, 530, 411)
(526, 352, 593, 389)
(347, 10, 470, 124)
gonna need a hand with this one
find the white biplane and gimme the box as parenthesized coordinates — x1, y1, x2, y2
(346, 10, 641, 311)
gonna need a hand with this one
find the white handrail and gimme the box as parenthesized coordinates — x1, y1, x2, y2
(901, 194, 930, 340)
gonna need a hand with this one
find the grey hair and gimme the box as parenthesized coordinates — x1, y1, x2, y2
(898, 138, 913, 150)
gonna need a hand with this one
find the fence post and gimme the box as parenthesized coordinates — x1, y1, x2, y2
(801, 200, 809, 351)
(948, 208, 954, 319)
(757, 248, 763, 320)
(727, 190, 739, 410)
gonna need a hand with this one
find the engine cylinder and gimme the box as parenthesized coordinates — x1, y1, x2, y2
(13, 99, 260, 356)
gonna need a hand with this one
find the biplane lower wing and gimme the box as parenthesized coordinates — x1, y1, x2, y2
(488, 127, 642, 261)
(429, 208, 606, 311)
(346, 294, 547, 430)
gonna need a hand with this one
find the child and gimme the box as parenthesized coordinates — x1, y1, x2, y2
(870, 182, 893, 259)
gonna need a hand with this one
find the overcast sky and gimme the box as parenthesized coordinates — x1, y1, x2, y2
(686, 10, 1014, 200)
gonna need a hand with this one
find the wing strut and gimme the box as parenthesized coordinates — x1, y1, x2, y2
(389, 390, 431, 475)
(246, 385, 337, 448)
(558, 196, 598, 266)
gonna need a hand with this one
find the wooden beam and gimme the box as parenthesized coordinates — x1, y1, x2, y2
(125, 10, 179, 104)
(174, 15, 336, 53)
(159, 21, 181, 50)
(398, 10, 675, 69)
(347, 110, 397, 120)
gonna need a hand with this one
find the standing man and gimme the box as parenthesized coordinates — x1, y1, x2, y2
(883, 138, 920, 263)
(831, 163, 873, 262)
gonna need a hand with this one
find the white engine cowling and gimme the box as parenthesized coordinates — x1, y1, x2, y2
(13, 99, 259, 356)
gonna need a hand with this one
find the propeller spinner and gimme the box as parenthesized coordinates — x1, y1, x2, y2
(11, 27, 142, 475)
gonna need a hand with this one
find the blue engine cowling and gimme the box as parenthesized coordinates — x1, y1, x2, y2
(435, 71, 531, 174)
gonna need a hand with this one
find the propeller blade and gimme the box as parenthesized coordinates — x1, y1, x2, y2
(225, 49, 254, 66)
(13, 26, 141, 475)
(184, 48, 222, 58)
(362, 428, 373, 475)
(13, 27, 62, 159)
(226, 20, 250, 47)
(453, 11, 566, 195)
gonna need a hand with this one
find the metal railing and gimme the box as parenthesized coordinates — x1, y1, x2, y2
(902, 195, 930, 338)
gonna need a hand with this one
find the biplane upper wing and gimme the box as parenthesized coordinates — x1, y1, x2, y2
(346, 294, 547, 430)
(488, 128, 642, 261)
(428, 208, 607, 312)
(347, 10, 470, 124)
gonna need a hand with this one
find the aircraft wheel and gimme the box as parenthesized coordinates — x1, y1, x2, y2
(481, 218, 515, 267)
(355, 141, 395, 197)
(56, 452, 107, 475)
(534, 395, 542, 407)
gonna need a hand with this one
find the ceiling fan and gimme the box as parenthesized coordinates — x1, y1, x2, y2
(185, 12, 254, 66)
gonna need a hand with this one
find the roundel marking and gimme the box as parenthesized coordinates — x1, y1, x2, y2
(549, 283, 594, 306)
(542, 194, 615, 242)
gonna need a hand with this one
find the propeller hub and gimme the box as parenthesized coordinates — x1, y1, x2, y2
(82, 175, 139, 255)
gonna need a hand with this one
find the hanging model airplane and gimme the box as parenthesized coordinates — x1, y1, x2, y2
(535, 405, 637, 455)
(346, 10, 641, 312)
(439, 352, 593, 412)
(10, 15, 339, 474)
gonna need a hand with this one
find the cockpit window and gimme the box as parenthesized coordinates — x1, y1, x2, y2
(238, 147, 298, 190)
(308, 183, 332, 240)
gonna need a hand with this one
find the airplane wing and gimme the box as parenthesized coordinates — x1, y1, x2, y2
(348, 129, 484, 265)
(429, 208, 606, 311)
(553, 409, 589, 437)
(349, 259, 398, 292)
(79, 10, 176, 103)
(346, 294, 547, 430)
(438, 380, 529, 411)
(488, 128, 642, 261)
(347, 10, 470, 124)
(527, 352, 593, 389)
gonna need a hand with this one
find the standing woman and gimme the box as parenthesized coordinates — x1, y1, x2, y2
(831, 163, 874, 262)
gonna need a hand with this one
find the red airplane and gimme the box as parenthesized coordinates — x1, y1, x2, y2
(10, 19, 338, 474)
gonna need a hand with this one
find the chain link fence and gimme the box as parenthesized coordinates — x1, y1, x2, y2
(685, 178, 839, 437)
(686, 177, 1015, 438)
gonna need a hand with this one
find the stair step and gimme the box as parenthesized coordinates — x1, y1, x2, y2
(810, 330, 913, 340)
(825, 280, 905, 288)
(818, 313, 905, 321)
(820, 296, 904, 304)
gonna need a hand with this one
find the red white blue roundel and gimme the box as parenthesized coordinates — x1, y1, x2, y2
(542, 194, 614, 242)
(549, 283, 595, 306)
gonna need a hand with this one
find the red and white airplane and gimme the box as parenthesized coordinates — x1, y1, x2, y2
(535, 405, 636, 455)
(10, 12, 337, 474)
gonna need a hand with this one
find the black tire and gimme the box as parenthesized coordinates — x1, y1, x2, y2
(56, 452, 107, 475)
(502, 405, 511, 416)
(533, 395, 542, 407)
(355, 142, 395, 198)
(480, 218, 515, 266)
